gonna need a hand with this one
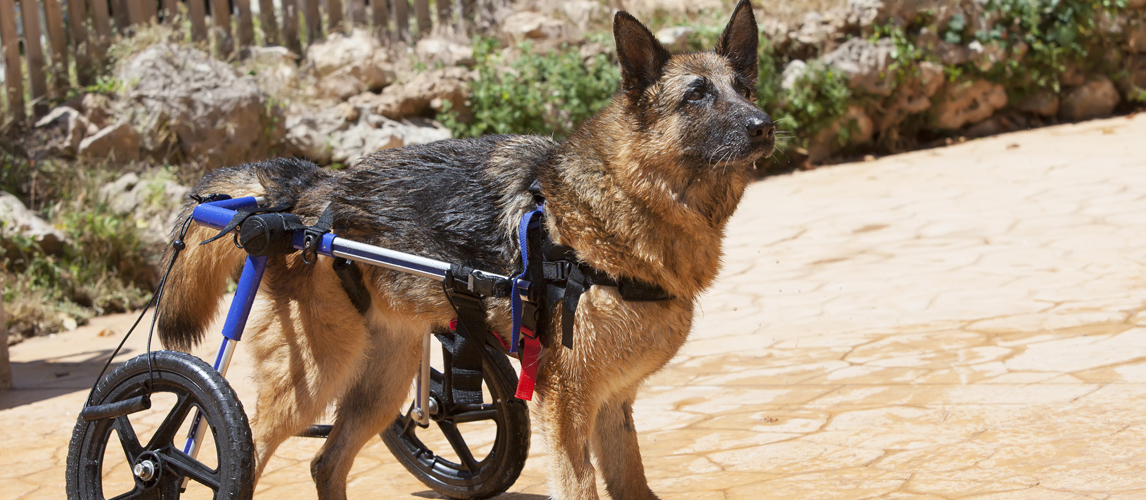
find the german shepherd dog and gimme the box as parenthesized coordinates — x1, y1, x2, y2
(158, 1, 774, 498)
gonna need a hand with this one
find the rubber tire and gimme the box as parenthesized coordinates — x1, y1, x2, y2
(381, 346, 530, 500)
(66, 350, 254, 500)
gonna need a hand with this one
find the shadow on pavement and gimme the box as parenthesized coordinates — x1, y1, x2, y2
(0, 348, 130, 410)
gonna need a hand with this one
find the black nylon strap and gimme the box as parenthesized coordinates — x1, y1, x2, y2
(539, 241, 674, 349)
(438, 327, 484, 405)
(332, 259, 371, 314)
(441, 280, 488, 405)
(200, 203, 294, 245)
(559, 266, 584, 348)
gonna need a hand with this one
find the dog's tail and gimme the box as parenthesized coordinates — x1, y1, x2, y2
(157, 158, 325, 351)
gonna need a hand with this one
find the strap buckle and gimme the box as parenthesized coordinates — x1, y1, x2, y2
(300, 203, 336, 265)
(301, 231, 321, 264)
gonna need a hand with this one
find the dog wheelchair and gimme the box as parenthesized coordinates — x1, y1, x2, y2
(65, 194, 544, 500)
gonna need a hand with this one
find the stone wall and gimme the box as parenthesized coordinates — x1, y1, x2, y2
(745, 0, 1146, 165)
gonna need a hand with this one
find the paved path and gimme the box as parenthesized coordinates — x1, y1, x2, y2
(4, 113, 1146, 499)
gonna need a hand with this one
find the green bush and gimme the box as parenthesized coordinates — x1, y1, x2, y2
(441, 37, 621, 138)
(950, 0, 1128, 93)
(755, 43, 854, 154)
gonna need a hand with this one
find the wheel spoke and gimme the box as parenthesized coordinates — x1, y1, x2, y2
(113, 416, 144, 463)
(450, 407, 498, 424)
(159, 448, 220, 491)
(109, 485, 159, 500)
(148, 394, 196, 449)
(437, 420, 480, 472)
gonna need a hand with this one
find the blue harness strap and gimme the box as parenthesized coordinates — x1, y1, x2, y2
(510, 205, 544, 353)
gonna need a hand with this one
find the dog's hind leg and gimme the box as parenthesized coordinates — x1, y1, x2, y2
(244, 257, 373, 486)
(310, 317, 424, 500)
(591, 385, 659, 500)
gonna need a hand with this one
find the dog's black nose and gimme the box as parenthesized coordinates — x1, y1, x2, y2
(747, 115, 775, 142)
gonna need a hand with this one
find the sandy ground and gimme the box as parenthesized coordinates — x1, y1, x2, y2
(4, 112, 1146, 499)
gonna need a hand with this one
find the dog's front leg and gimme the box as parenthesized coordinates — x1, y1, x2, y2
(591, 386, 659, 500)
(537, 382, 601, 500)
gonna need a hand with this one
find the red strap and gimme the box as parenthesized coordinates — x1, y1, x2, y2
(515, 327, 542, 401)
(449, 319, 540, 400)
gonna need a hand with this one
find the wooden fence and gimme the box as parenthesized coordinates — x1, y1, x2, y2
(1, 0, 479, 126)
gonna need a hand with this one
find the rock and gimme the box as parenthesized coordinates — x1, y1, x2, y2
(365, 67, 474, 121)
(560, 1, 600, 32)
(808, 104, 873, 163)
(1014, 90, 1060, 117)
(847, 0, 919, 30)
(1124, 55, 1146, 95)
(1129, 19, 1146, 53)
(931, 79, 1008, 130)
(615, 0, 723, 20)
(0, 191, 68, 255)
(284, 117, 334, 165)
(964, 115, 1004, 138)
(578, 41, 612, 63)
(337, 102, 360, 123)
(415, 38, 476, 67)
(78, 121, 142, 162)
(935, 42, 969, 66)
(25, 106, 89, 159)
(244, 46, 299, 96)
(500, 11, 573, 42)
(283, 106, 347, 164)
(1131, 0, 1146, 9)
(329, 121, 404, 164)
(793, 11, 844, 47)
(822, 37, 897, 96)
(329, 116, 452, 166)
(1059, 77, 1121, 121)
(80, 93, 113, 130)
(118, 43, 280, 168)
(99, 172, 189, 216)
(315, 62, 396, 101)
(283, 106, 451, 166)
(306, 29, 383, 78)
(968, 40, 1006, 72)
(308, 30, 395, 101)
(760, 19, 789, 42)
(781, 60, 808, 91)
(394, 117, 454, 146)
(876, 61, 943, 130)
(98, 173, 142, 214)
(656, 26, 694, 52)
(1060, 64, 1088, 87)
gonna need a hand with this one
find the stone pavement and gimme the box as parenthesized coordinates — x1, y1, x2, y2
(4, 113, 1146, 499)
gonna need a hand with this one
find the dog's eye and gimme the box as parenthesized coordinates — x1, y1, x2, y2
(686, 88, 706, 102)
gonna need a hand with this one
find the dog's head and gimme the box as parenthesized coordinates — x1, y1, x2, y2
(615, 0, 773, 166)
(600, 0, 773, 221)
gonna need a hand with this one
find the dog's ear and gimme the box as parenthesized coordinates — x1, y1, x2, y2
(614, 11, 671, 102)
(715, 0, 759, 87)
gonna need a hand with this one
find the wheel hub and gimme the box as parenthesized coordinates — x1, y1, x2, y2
(133, 460, 156, 481)
(133, 451, 163, 485)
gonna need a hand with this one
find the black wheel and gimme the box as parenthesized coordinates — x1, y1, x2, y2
(67, 350, 254, 500)
(381, 335, 530, 500)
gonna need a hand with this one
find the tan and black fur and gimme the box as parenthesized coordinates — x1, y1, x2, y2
(158, 2, 774, 498)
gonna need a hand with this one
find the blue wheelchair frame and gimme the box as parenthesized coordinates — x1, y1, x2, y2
(180, 195, 528, 464)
